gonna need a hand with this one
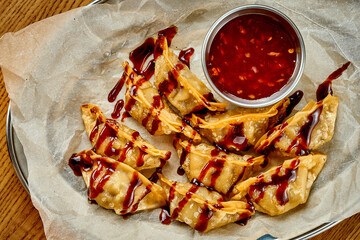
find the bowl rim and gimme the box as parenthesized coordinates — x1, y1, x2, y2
(201, 4, 306, 108)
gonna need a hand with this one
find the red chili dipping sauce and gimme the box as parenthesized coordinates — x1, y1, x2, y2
(206, 14, 296, 100)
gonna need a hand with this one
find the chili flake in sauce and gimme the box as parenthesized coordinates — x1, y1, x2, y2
(206, 14, 296, 100)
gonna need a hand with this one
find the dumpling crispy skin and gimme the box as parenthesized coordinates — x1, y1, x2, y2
(255, 94, 338, 157)
(81, 104, 171, 170)
(173, 137, 267, 195)
(190, 98, 290, 152)
(231, 154, 326, 216)
(69, 150, 167, 215)
(122, 61, 201, 142)
(154, 36, 228, 115)
(158, 174, 254, 232)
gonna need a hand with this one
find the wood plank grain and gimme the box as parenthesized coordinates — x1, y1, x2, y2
(0, 0, 359, 239)
(0, 1, 92, 239)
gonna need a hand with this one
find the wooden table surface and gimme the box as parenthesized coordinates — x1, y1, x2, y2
(0, 0, 359, 239)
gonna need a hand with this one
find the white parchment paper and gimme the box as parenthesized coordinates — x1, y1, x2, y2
(0, 0, 359, 239)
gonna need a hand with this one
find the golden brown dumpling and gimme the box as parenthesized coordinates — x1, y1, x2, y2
(122, 61, 201, 142)
(255, 94, 338, 157)
(69, 150, 167, 215)
(154, 36, 228, 115)
(190, 98, 290, 152)
(81, 104, 171, 170)
(158, 174, 254, 232)
(173, 137, 267, 195)
(231, 154, 326, 216)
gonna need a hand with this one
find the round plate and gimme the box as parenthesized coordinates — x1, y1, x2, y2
(4, 0, 341, 238)
(6, 106, 29, 193)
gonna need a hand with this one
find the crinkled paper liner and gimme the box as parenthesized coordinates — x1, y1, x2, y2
(0, 0, 359, 239)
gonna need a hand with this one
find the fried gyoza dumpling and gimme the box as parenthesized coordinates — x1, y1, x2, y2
(69, 150, 167, 215)
(190, 98, 290, 152)
(255, 94, 338, 157)
(122, 61, 201, 142)
(158, 174, 254, 232)
(154, 36, 228, 115)
(81, 104, 171, 170)
(173, 137, 267, 195)
(231, 154, 326, 216)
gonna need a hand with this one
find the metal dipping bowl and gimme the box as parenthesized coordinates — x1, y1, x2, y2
(202, 4, 305, 108)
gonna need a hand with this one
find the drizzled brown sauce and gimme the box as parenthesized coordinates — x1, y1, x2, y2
(235, 214, 251, 226)
(140, 95, 165, 135)
(111, 99, 124, 119)
(227, 157, 259, 196)
(286, 106, 323, 155)
(121, 171, 151, 214)
(235, 195, 255, 226)
(195, 145, 259, 195)
(155, 32, 218, 113)
(159, 206, 172, 225)
(177, 136, 252, 195)
(87, 117, 154, 167)
(122, 171, 142, 209)
(69, 152, 154, 214)
(249, 159, 299, 205)
(158, 71, 178, 97)
(169, 182, 216, 226)
(218, 122, 249, 151)
(94, 120, 120, 157)
(124, 98, 136, 112)
(178, 48, 194, 68)
(197, 159, 226, 190)
(189, 92, 217, 113)
(148, 167, 163, 183)
(121, 26, 199, 135)
(162, 138, 253, 229)
(69, 153, 93, 177)
(316, 61, 350, 101)
(108, 26, 178, 121)
(122, 172, 151, 214)
(216, 90, 303, 153)
(177, 150, 188, 175)
(129, 37, 155, 77)
(108, 74, 126, 103)
(154, 25, 178, 59)
(158, 63, 184, 98)
(174, 134, 258, 196)
(121, 112, 131, 122)
(260, 155, 269, 168)
(257, 122, 285, 155)
(175, 136, 194, 175)
(129, 26, 178, 79)
(159, 183, 177, 225)
(286, 90, 304, 116)
(190, 178, 216, 192)
(257, 62, 351, 155)
(136, 147, 147, 167)
(88, 160, 116, 200)
(161, 172, 250, 231)
(123, 72, 150, 123)
(89, 119, 101, 142)
(69, 152, 118, 200)
(194, 205, 214, 232)
(118, 142, 133, 162)
(171, 63, 183, 77)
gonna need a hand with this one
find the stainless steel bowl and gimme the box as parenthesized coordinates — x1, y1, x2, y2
(202, 4, 305, 108)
